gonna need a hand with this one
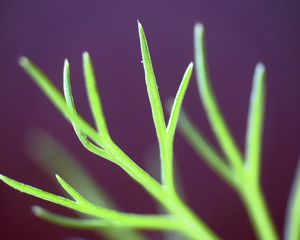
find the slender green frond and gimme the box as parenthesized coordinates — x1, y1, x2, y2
(0, 174, 178, 229)
(2, 177, 146, 229)
(0, 174, 77, 209)
(32, 206, 114, 229)
(0, 174, 111, 221)
(167, 63, 193, 141)
(138, 21, 167, 144)
(193, 23, 243, 172)
(284, 159, 300, 240)
(32, 206, 179, 230)
(178, 111, 237, 188)
(27, 130, 147, 240)
(194, 24, 279, 240)
(19, 57, 100, 145)
(55, 175, 90, 204)
(245, 63, 266, 182)
(137, 21, 181, 193)
(63, 60, 112, 160)
(82, 52, 110, 139)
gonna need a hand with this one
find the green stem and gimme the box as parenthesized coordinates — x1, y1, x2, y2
(107, 142, 218, 240)
(166, 194, 219, 240)
(161, 141, 176, 195)
(240, 183, 279, 240)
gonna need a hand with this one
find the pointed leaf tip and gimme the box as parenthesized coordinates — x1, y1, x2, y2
(55, 174, 68, 188)
(55, 174, 62, 182)
(194, 23, 204, 33)
(64, 59, 69, 66)
(253, 63, 266, 86)
(255, 62, 265, 73)
(19, 56, 29, 67)
(137, 20, 142, 27)
(31, 205, 42, 215)
(0, 174, 10, 184)
(82, 51, 90, 60)
(137, 21, 144, 33)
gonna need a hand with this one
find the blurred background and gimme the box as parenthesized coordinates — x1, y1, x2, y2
(0, 0, 300, 239)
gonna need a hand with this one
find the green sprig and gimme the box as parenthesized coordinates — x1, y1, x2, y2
(26, 129, 146, 240)
(138, 22, 193, 194)
(245, 63, 266, 183)
(1, 21, 295, 240)
(181, 22, 279, 240)
(1, 22, 220, 240)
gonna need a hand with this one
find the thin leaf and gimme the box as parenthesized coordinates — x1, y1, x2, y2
(18, 57, 166, 223)
(55, 175, 90, 205)
(284, 159, 300, 240)
(138, 21, 176, 192)
(193, 23, 243, 172)
(245, 63, 266, 182)
(194, 24, 279, 240)
(178, 110, 237, 188)
(167, 63, 193, 141)
(63, 60, 112, 161)
(27, 130, 147, 240)
(0, 174, 116, 221)
(82, 52, 110, 139)
(32, 206, 178, 230)
(32, 206, 118, 229)
(138, 21, 167, 144)
(0, 175, 131, 223)
(0, 174, 176, 229)
(19, 57, 100, 145)
(0, 174, 77, 209)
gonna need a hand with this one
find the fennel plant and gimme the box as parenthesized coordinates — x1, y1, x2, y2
(0, 22, 299, 240)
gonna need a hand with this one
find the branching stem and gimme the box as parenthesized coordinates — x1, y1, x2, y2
(240, 181, 279, 240)
(106, 142, 218, 240)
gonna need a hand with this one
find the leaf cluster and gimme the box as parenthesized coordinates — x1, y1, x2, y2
(1, 22, 299, 240)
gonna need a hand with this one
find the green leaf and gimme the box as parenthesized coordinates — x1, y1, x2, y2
(0, 174, 127, 223)
(19, 57, 100, 145)
(32, 206, 118, 229)
(284, 159, 300, 240)
(193, 23, 243, 173)
(245, 63, 266, 182)
(0, 174, 110, 221)
(177, 110, 237, 188)
(32, 206, 179, 230)
(138, 21, 167, 144)
(0, 174, 176, 229)
(0, 174, 77, 209)
(167, 63, 193, 141)
(15, 26, 225, 240)
(63, 60, 113, 161)
(82, 52, 111, 139)
(27, 130, 148, 240)
(138, 21, 177, 192)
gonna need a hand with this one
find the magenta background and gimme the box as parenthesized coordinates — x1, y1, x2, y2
(1, 0, 300, 239)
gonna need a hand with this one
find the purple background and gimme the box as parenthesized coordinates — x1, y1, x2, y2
(1, 0, 300, 239)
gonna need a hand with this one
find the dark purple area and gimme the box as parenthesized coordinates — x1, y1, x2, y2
(0, 0, 300, 239)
